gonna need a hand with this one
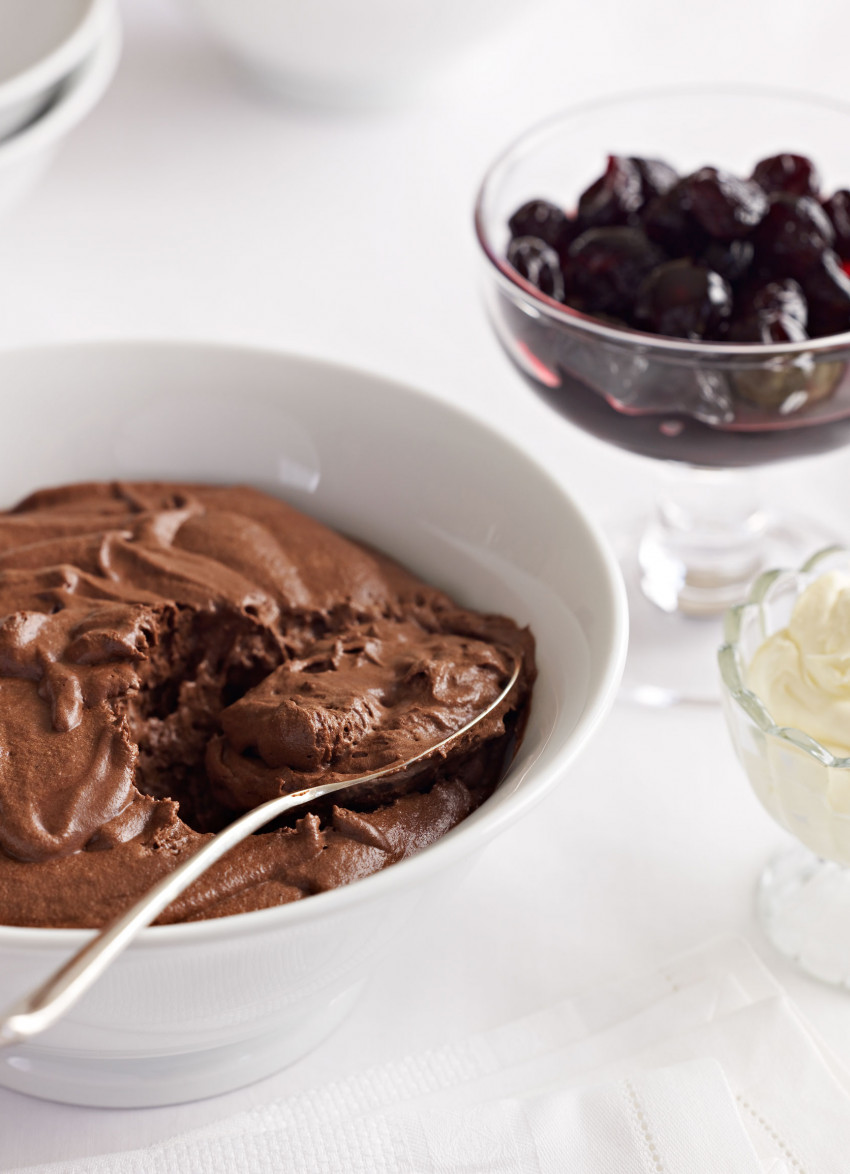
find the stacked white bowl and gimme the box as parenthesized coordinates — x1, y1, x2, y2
(0, 0, 120, 215)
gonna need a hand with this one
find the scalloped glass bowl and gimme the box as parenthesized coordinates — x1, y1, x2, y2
(719, 546, 850, 984)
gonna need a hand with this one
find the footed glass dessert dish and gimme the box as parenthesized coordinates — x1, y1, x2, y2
(719, 546, 850, 986)
(475, 88, 850, 704)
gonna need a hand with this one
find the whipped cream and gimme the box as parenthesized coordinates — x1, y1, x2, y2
(746, 569, 850, 757)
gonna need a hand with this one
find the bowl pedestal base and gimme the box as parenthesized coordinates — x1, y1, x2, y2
(757, 844, 850, 988)
(609, 493, 838, 707)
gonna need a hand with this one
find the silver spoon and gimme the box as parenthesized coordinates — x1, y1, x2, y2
(0, 659, 520, 1048)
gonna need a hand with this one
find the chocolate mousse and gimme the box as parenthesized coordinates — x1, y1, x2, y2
(0, 482, 534, 928)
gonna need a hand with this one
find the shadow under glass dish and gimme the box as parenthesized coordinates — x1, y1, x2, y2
(475, 88, 850, 705)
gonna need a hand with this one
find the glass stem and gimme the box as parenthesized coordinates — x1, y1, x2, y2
(638, 465, 768, 616)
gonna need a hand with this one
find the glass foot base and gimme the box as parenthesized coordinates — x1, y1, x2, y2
(757, 844, 850, 988)
(608, 509, 838, 707)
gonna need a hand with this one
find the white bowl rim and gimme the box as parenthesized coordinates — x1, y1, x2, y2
(474, 83, 850, 357)
(0, 0, 110, 110)
(0, 4, 120, 167)
(0, 337, 628, 951)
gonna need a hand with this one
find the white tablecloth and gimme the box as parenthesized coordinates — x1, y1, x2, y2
(3, 0, 850, 1165)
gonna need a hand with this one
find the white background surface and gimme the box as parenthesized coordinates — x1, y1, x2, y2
(3, 0, 850, 1165)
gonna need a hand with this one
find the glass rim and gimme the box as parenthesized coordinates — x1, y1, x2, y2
(718, 544, 850, 768)
(473, 84, 850, 360)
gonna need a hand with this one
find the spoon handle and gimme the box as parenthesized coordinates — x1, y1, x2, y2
(0, 657, 518, 1048)
(0, 783, 334, 1047)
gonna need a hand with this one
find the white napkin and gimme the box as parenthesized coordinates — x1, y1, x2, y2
(14, 938, 850, 1174)
(256, 1058, 763, 1173)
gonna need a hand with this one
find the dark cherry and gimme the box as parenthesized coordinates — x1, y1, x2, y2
(641, 182, 706, 256)
(726, 310, 808, 344)
(753, 194, 835, 278)
(682, 167, 768, 240)
(505, 150, 850, 344)
(737, 277, 808, 328)
(507, 199, 578, 260)
(751, 153, 821, 198)
(634, 259, 732, 339)
(699, 239, 754, 284)
(800, 251, 850, 336)
(576, 156, 644, 229)
(630, 157, 679, 203)
(823, 190, 850, 261)
(507, 236, 565, 301)
(567, 227, 663, 316)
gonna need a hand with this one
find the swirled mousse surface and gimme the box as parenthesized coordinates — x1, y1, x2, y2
(0, 482, 534, 928)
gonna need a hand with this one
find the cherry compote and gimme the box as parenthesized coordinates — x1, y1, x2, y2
(506, 152, 850, 343)
(499, 152, 850, 466)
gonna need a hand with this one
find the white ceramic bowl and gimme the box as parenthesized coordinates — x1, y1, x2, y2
(0, 341, 627, 1107)
(0, 4, 119, 219)
(181, 0, 530, 105)
(0, 0, 112, 140)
